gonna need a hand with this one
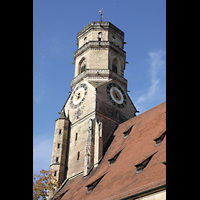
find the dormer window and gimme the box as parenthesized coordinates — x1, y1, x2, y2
(162, 161, 166, 165)
(108, 149, 123, 166)
(135, 152, 157, 173)
(154, 131, 166, 146)
(123, 125, 133, 138)
(86, 174, 105, 193)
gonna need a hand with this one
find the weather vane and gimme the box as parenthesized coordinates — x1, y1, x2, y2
(98, 8, 103, 22)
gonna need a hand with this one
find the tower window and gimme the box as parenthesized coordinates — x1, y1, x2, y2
(112, 65, 117, 73)
(59, 129, 62, 134)
(77, 151, 80, 160)
(81, 65, 86, 73)
(98, 32, 102, 41)
(84, 37, 88, 44)
(56, 157, 59, 163)
(75, 133, 78, 141)
(112, 57, 118, 74)
(79, 57, 86, 74)
(75, 133, 78, 146)
(54, 170, 57, 177)
(57, 143, 60, 149)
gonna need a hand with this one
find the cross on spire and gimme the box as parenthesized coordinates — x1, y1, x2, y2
(98, 8, 103, 22)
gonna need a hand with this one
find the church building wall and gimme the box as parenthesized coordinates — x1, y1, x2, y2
(66, 115, 95, 178)
(136, 190, 166, 200)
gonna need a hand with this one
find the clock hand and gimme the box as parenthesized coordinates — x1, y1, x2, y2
(115, 92, 119, 99)
(113, 89, 119, 98)
(75, 92, 81, 99)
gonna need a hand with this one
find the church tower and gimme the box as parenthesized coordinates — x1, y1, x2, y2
(49, 21, 137, 188)
(49, 110, 70, 185)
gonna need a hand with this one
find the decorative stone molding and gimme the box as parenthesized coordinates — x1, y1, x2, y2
(71, 69, 127, 89)
(74, 41, 126, 59)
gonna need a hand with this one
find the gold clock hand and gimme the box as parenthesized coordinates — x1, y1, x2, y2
(113, 89, 119, 98)
(75, 92, 81, 99)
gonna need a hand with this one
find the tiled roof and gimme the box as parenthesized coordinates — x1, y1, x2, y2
(53, 101, 166, 200)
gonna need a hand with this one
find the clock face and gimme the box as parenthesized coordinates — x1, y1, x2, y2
(70, 83, 88, 109)
(107, 83, 127, 108)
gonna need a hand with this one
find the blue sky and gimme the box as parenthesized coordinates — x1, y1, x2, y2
(33, 0, 166, 174)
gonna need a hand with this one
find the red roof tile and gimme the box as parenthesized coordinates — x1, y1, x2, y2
(53, 101, 166, 200)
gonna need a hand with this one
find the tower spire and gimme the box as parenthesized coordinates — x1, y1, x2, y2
(58, 109, 66, 120)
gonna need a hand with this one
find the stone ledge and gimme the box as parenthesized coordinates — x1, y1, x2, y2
(74, 41, 126, 59)
(77, 21, 124, 38)
(71, 69, 127, 89)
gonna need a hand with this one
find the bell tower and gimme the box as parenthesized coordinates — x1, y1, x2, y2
(49, 21, 137, 190)
(71, 21, 127, 90)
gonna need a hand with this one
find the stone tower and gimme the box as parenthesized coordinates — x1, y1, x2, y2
(49, 110, 70, 185)
(49, 21, 137, 189)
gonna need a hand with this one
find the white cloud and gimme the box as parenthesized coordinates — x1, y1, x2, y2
(137, 79, 160, 104)
(149, 49, 166, 81)
(135, 49, 166, 113)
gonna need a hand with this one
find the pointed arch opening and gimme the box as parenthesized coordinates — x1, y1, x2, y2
(98, 32, 102, 41)
(79, 57, 87, 74)
(111, 57, 121, 75)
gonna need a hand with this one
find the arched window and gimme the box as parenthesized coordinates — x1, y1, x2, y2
(112, 35, 115, 41)
(98, 32, 102, 41)
(79, 57, 86, 74)
(112, 57, 118, 74)
(84, 37, 88, 44)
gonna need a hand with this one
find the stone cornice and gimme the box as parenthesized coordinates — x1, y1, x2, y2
(74, 41, 126, 59)
(77, 21, 124, 38)
(71, 69, 127, 89)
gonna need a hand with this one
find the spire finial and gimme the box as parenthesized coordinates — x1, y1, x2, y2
(58, 108, 67, 120)
(98, 8, 103, 22)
